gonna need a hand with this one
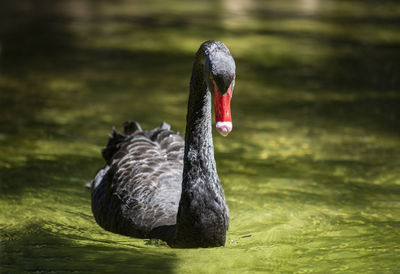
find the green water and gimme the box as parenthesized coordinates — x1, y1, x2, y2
(1, 0, 400, 272)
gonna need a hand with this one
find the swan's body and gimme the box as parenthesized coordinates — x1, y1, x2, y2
(90, 41, 236, 248)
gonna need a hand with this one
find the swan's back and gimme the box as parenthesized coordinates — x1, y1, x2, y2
(91, 121, 184, 240)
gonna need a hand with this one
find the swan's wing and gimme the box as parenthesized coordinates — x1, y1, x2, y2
(91, 122, 184, 238)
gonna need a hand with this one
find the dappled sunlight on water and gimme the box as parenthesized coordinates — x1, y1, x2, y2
(1, 0, 400, 272)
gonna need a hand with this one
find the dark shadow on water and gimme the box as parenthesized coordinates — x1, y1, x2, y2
(0, 47, 194, 137)
(237, 93, 400, 136)
(244, 32, 400, 93)
(0, 0, 77, 72)
(0, 222, 176, 273)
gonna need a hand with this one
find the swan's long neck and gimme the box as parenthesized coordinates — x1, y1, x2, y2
(172, 44, 229, 248)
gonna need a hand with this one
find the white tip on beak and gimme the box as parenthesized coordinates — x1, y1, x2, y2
(216, 121, 232, 136)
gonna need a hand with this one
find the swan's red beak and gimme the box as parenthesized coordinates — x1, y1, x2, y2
(213, 79, 233, 137)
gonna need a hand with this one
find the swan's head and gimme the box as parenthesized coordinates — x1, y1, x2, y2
(204, 41, 236, 137)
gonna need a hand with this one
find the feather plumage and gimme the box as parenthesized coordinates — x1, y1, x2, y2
(92, 121, 184, 241)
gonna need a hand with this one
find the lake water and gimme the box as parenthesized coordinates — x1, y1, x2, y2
(1, 0, 399, 272)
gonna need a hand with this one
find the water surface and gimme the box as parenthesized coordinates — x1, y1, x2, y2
(1, 0, 400, 272)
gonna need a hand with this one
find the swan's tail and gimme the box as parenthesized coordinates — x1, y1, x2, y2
(101, 120, 173, 165)
(101, 121, 142, 164)
(101, 128, 127, 165)
(123, 120, 143, 134)
(86, 121, 170, 189)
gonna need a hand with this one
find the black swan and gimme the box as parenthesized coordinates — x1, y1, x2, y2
(89, 40, 236, 248)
